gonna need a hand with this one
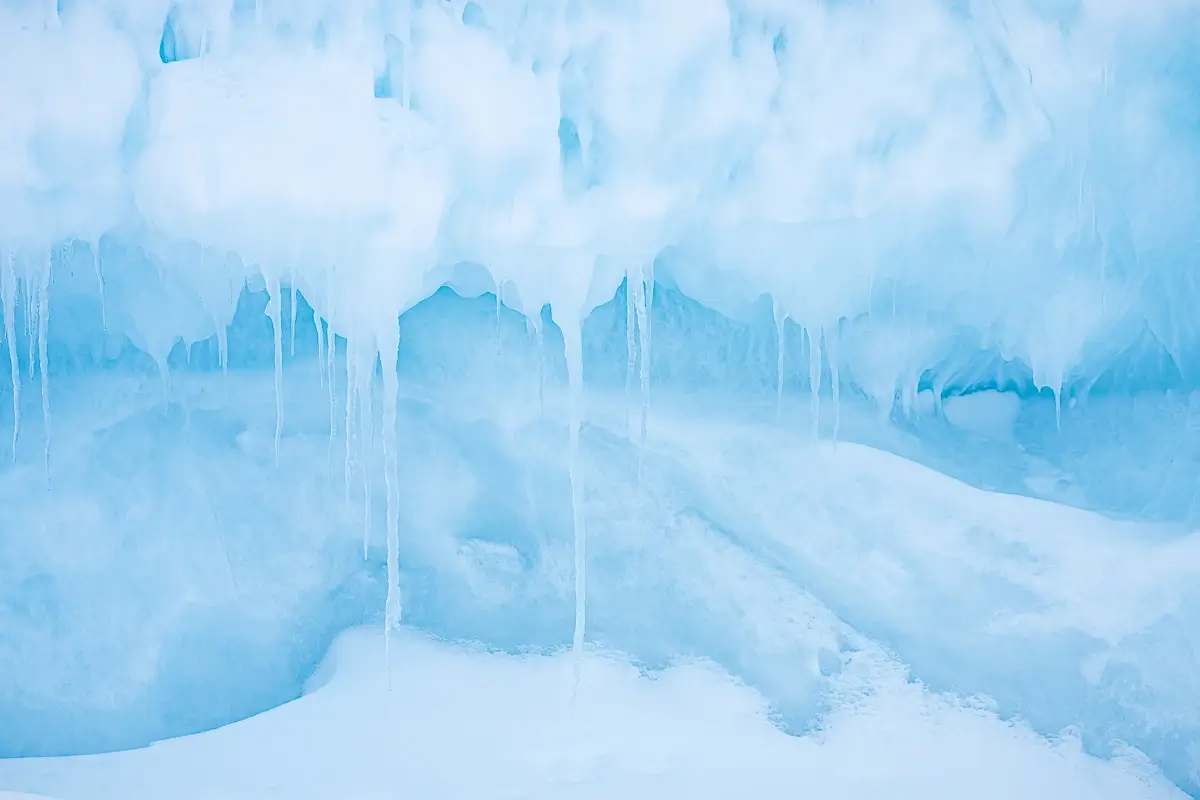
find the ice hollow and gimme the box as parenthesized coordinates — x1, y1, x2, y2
(1, 0, 1200, 796)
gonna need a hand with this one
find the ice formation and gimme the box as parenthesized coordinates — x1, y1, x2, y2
(1, 0, 1199, 795)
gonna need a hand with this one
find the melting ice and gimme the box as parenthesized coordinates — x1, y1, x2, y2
(0, 0, 1199, 797)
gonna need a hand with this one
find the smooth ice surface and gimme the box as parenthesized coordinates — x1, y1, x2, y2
(0, 627, 1187, 800)
(2, 0, 1200, 797)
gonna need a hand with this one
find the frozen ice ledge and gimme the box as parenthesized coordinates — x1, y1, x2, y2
(1, 0, 1200, 796)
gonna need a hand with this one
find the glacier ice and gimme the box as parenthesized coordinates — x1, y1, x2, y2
(0, 0, 1199, 795)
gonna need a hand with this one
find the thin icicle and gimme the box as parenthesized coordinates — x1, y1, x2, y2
(326, 321, 337, 477)
(624, 268, 637, 436)
(632, 263, 652, 477)
(561, 319, 587, 667)
(267, 275, 284, 466)
(533, 315, 545, 418)
(92, 242, 107, 331)
(360, 364, 375, 561)
(315, 315, 326, 388)
(2, 249, 20, 461)
(289, 270, 298, 358)
(380, 326, 403, 683)
(37, 252, 51, 481)
(828, 325, 841, 445)
(808, 326, 822, 440)
(215, 316, 229, 382)
(773, 297, 786, 420)
(25, 273, 36, 381)
(344, 338, 357, 505)
(495, 284, 502, 354)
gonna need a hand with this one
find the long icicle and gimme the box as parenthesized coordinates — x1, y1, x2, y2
(37, 250, 51, 482)
(773, 297, 786, 420)
(268, 274, 284, 466)
(344, 336, 357, 506)
(625, 267, 637, 437)
(808, 325, 822, 441)
(289, 269, 298, 359)
(92, 241, 106, 332)
(316, 315, 326, 388)
(495, 283, 502, 354)
(633, 261, 653, 479)
(534, 314, 545, 418)
(25, 267, 35, 381)
(828, 324, 841, 445)
(361, 356, 375, 560)
(2, 250, 20, 461)
(561, 317, 587, 672)
(380, 323, 402, 684)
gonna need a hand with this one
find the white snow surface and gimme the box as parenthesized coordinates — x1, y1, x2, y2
(0, 626, 1186, 800)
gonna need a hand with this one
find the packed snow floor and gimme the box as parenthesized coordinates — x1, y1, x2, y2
(0, 626, 1185, 800)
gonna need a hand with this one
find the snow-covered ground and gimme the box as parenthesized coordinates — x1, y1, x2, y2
(0, 627, 1186, 800)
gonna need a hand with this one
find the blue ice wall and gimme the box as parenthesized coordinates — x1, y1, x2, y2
(1, 0, 1199, 794)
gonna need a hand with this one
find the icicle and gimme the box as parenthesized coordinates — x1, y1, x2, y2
(828, 325, 841, 445)
(37, 251, 51, 481)
(2, 249, 20, 461)
(495, 284, 503, 354)
(315, 315, 326, 388)
(267, 275, 284, 466)
(360, 361, 375, 561)
(773, 297, 786, 420)
(380, 324, 403, 682)
(561, 318, 587, 664)
(92, 242, 107, 332)
(1053, 385, 1062, 432)
(633, 262, 652, 477)
(327, 320, 337, 477)
(624, 267, 637, 436)
(808, 326, 822, 440)
(289, 270, 298, 359)
(344, 337, 357, 505)
(533, 314, 545, 418)
(25, 273, 36, 381)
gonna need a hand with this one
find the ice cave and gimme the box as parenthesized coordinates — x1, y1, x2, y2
(0, 0, 1199, 797)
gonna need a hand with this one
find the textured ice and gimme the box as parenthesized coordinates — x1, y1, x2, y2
(1, 0, 1199, 796)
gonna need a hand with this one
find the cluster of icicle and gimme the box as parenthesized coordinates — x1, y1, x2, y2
(2, 0, 1198, 663)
